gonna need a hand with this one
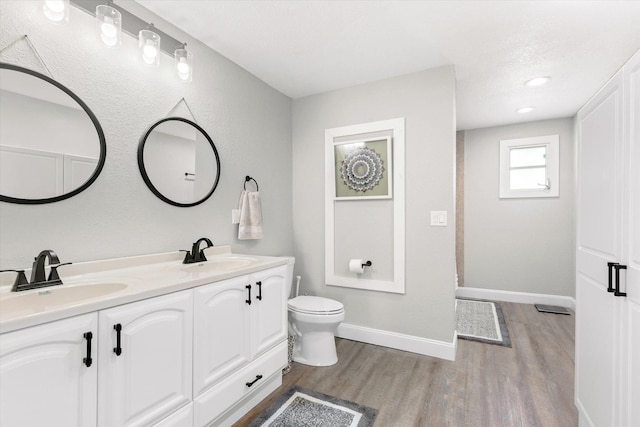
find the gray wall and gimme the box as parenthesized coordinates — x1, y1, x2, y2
(464, 118, 576, 297)
(292, 67, 457, 343)
(0, 1, 293, 269)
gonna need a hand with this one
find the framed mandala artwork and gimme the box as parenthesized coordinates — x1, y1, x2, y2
(333, 137, 392, 199)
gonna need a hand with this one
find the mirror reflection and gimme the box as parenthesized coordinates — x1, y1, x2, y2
(0, 63, 106, 204)
(138, 118, 220, 207)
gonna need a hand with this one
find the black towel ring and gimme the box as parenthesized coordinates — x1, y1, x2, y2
(244, 176, 259, 191)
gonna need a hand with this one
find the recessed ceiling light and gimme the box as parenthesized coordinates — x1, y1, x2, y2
(516, 107, 535, 114)
(525, 77, 551, 87)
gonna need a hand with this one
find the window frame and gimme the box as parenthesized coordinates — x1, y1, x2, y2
(499, 135, 560, 199)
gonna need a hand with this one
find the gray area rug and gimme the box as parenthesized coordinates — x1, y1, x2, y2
(456, 298, 511, 347)
(249, 386, 377, 427)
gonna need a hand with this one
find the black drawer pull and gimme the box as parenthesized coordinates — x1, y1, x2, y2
(83, 332, 93, 367)
(607, 262, 618, 293)
(113, 323, 123, 356)
(256, 281, 262, 300)
(246, 374, 263, 387)
(246, 284, 252, 305)
(614, 264, 628, 297)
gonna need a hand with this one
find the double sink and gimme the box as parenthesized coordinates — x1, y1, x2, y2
(0, 250, 282, 333)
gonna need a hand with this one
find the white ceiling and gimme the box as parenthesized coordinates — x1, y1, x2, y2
(135, 0, 640, 130)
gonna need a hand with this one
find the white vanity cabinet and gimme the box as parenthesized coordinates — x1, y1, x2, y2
(0, 253, 292, 427)
(0, 312, 98, 427)
(193, 265, 289, 426)
(97, 289, 193, 427)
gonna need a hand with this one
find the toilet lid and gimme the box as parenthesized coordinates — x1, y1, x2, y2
(288, 296, 344, 314)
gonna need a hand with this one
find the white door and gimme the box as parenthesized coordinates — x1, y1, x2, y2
(576, 69, 626, 427)
(252, 266, 288, 357)
(0, 313, 98, 427)
(98, 290, 193, 427)
(623, 49, 640, 427)
(193, 275, 251, 397)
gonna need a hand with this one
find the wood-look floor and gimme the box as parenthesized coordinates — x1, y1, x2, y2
(234, 302, 577, 427)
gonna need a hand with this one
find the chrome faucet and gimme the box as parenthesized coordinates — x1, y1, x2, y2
(183, 238, 214, 264)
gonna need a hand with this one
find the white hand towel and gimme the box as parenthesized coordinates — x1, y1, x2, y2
(238, 190, 263, 240)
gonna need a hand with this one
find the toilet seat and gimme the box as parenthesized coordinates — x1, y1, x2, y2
(288, 296, 344, 315)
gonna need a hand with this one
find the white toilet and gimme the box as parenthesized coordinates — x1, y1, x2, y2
(287, 289, 345, 366)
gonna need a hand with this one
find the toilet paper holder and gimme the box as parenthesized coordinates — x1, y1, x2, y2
(349, 259, 372, 274)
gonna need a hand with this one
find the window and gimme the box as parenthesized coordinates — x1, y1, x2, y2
(499, 135, 559, 198)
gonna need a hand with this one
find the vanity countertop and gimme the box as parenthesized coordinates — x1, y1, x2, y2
(0, 246, 292, 334)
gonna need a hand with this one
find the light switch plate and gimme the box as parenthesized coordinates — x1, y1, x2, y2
(430, 210, 447, 226)
(232, 209, 240, 224)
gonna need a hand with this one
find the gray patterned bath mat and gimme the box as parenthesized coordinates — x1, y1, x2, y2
(249, 386, 377, 427)
(456, 299, 511, 347)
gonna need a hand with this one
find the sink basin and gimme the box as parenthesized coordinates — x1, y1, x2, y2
(180, 256, 259, 274)
(0, 282, 128, 313)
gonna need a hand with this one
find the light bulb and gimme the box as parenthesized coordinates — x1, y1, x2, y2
(177, 58, 189, 74)
(45, 0, 64, 12)
(143, 44, 158, 64)
(101, 22, 117, 46)
(101, 22, 116, 38)
(43, 0, 68, 22)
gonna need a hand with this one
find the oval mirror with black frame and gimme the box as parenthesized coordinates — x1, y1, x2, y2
(0, 63, 106, 204)
(138, 117, 220, 207)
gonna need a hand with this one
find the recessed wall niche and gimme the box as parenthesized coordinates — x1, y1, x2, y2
(325, 118, 405, 294)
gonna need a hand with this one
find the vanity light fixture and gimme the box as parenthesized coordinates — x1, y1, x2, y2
(516, 106, 535, 114)
(139, 25, 161, 67)
(43, 0, 69, 23)
(525, 76, 551, 87)
(174, 44, 193, 82)
(55, 1, 194, 81)
(96, 3, 121, 47)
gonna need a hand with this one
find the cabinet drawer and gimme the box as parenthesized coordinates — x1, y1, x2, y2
(194, 340, 287, 427)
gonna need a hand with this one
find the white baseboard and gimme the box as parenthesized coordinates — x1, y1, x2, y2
(456, 286, 576, 311)
(336, 322, 457, 361)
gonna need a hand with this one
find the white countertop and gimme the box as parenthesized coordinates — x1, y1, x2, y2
(0, 246, 292, 334)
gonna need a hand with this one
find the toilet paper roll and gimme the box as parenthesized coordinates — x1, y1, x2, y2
(349, 259, 364, 274)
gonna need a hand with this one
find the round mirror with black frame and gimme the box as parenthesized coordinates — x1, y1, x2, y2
(0, 63, 106, 204)
(138, 117, 220, 207)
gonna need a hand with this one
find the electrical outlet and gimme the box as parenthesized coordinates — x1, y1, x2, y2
(231, 209, 240, 224)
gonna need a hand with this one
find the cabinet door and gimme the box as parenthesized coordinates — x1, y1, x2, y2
(252, 265, 288, 357)
(576, 70, 625, 427)
(0, 313, 98, 427)
(624, 48, 640, 427)
(98, 290, 193, 427)
(193, 275, 251, 397)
